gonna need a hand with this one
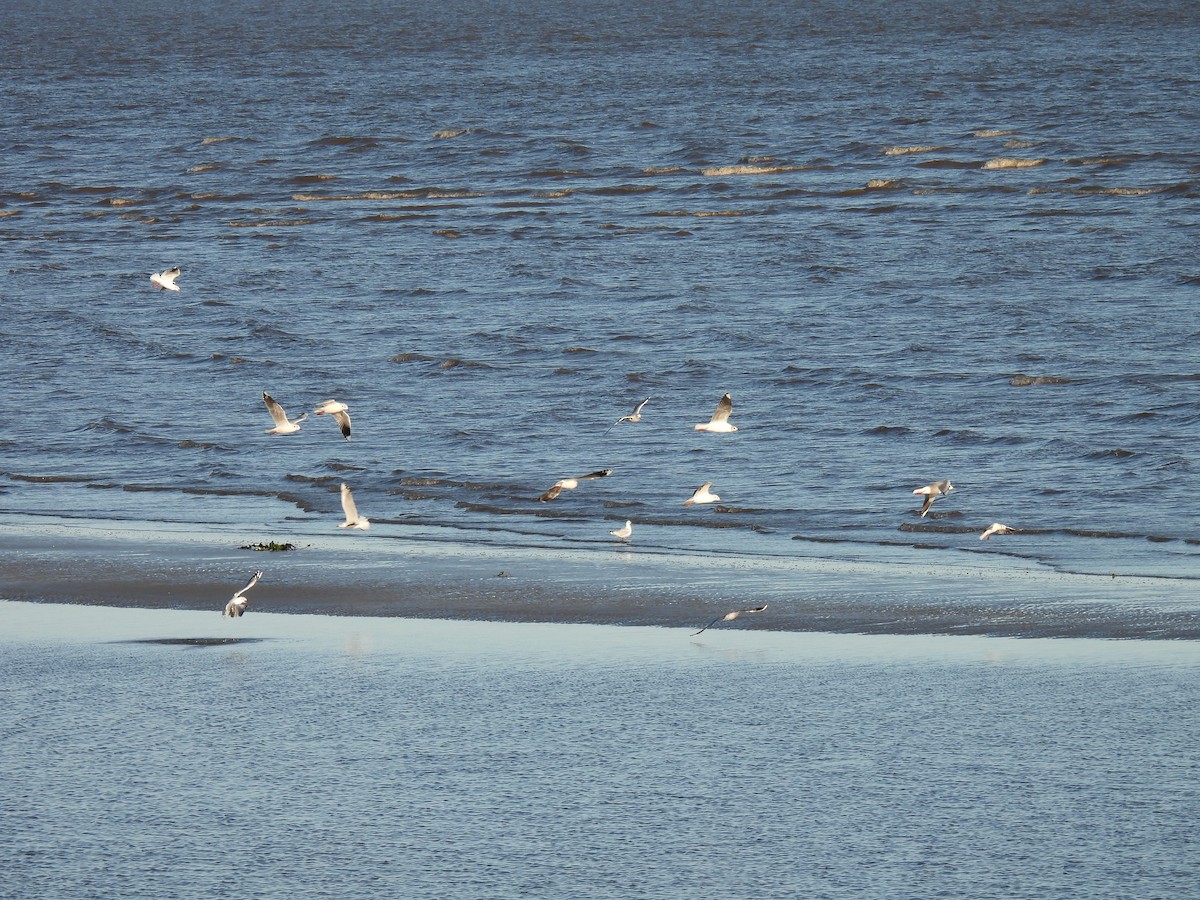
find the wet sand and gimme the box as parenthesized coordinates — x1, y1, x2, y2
(3, 517, 1199, 639)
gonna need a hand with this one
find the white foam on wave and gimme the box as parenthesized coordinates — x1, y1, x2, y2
(973, 129, 1019, 137)
(700, 164, 800, 177)
(983, 157, 1047, 170)
(882, 145, 943, 156)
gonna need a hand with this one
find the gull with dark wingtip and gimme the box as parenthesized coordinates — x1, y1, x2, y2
(691, 603, 768, 636)
(604, 397, 650, 435)
(262, 391, 307, 435)
(223, 570, 263, 618)
(694, 393, 738, 432)
(913, 479, 954, 517)
(315, 399, 352, 440)
(539, 468, 613, 502)
(150, 266, 181, 291)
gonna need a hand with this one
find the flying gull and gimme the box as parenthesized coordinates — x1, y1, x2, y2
(684, 481, 720, 507)
(262, 391, 308, 434)
(695, 393, 738, 432)
(539, 468, 613, 502)
(604, 397, 650, 435)
(980, 522, 1015, 540)
(913, 479, 954, 517)
(150, 266, 181, 292)
(314, 399, 352, 440)
(223, 570, 263, 618)
(691, 603, 768, 636)
(339, 482, 370, 530)
(609, 520, 633, 541)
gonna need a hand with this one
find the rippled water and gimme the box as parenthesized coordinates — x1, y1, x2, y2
(3, 602, 1198, 898)
(2, 0, 1200, 589)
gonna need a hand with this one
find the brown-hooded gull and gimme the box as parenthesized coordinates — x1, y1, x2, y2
(684, 481, 720, 507)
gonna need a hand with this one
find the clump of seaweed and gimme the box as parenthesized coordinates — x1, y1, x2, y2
(240, 541, 297, 552)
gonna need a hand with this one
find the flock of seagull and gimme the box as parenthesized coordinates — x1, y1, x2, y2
(159, 268, 1013, 630)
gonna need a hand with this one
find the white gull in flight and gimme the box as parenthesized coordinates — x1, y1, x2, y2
(314, 399, 352, 440)
(913, 479, 954, 517)
(339, 483, 370, 530)
(150, 266, 181, 292)
(223, 570, 263, 618)
(262, 391, 308, 434)
(539, 468, 613, 502)
(691, 603, 768, 636)
(604, 397, 650, 435)
(609, 520, 633, 541)
(695, 393, 738, 432)
(980, 522, 1015, 540)
(684, 481, 720, 507)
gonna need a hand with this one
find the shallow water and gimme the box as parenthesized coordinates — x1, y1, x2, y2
(2, 0, 1199, 597)
(1, 601, 1198, 898)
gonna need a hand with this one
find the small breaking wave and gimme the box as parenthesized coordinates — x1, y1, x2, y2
(700, 164, 801, 177)
(983, 157, 1048, 170)
(882, 145, 943, 156)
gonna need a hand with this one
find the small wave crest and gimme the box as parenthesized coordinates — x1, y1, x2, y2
(983, 157, 1048, 170)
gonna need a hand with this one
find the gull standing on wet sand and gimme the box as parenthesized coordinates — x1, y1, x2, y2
(695, 393, 738, 432)
(980, 522, 1015, 540)
(262, 391, 308, 434)
(692, 603, 768, 636)
(913, 479, 954, 517)
(150, 266, 181, 291)
(684, 481, 720, 507)
(609, 520, 633, 541)
(339, 483, 370, 530)
(314, 399, 352, 440)
(539, 468, 613, 501)
(223, 570, 263, 618)
(604, 397, 650, 435)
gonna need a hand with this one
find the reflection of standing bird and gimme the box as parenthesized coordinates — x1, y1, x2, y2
(980, 522, 1015, 540)
(539, 468, 613, 501)
(314, 399, 352, 440)
(338, 483, 370, 530)
(605, 397, 650, 434)
(684, 481, 720, 507)
(695, 393, 737, 432)
(913, 479, 954, 517)
(609, 520, 633, 541)
(262, 391, 307, 434)
(223, 570, 263, 618)
(691, 604, 768, 636)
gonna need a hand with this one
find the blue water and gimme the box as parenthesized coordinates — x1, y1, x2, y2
(2, 2, 1199, 584)
(3, 602, 1199, 899)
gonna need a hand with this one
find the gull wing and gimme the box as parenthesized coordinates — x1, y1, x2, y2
(262, 392, 290, 428)
(235, 570, 263, 598)
(633, 397, 651, 416)
(539, 482, 565, 502)
(577, 468, 613, 481)
(162, 266, 181, 283)
(332, 410, 352, 440)
(710, 393, 733, 424)
(340, 483, 361, 521)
